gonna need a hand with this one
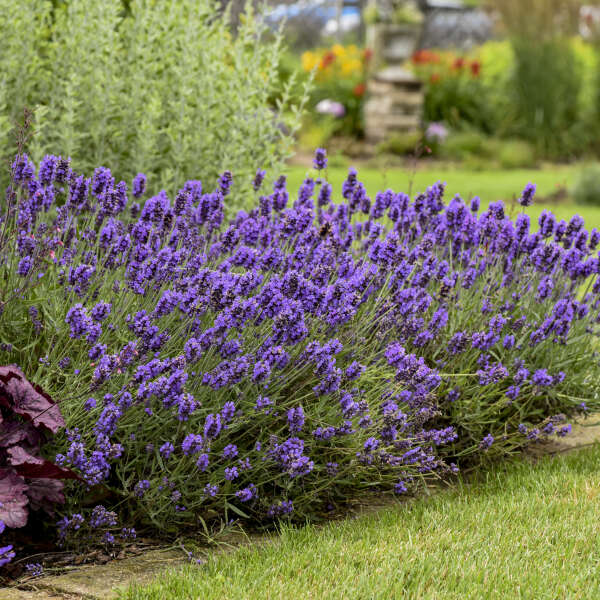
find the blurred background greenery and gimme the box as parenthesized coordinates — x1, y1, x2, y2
(274, 0, 600, 208)
(4, 0, 600, 207)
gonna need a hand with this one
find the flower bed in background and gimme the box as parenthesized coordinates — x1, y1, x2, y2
(0, 149, 598, 571)
(299, 45, 371, 143)
(409, 38, 599, 161)
(411, 49, 492, 134)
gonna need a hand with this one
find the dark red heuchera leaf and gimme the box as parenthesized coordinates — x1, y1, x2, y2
(0, 365, 65, 433)
(0, 366, 80, 532)
(7, 445, 81, 480)
(0, 420, 40, 448)
(26, 479, 65, 514)
(0, 469, 29, 528)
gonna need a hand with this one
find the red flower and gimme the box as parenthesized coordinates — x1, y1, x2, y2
(320, 51, 336, 70)
(470, 60, 481, 77)
(353, 83, 366, 97)
(364, 48, 373, 62)
(452, 57, 466, 70)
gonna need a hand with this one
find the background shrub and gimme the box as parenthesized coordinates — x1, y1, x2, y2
(0, 0, 308, 199)
(297, 116, 340, 154)
(508, 39, 581, 158)
(299, 44, 370, 139)
(572, 165, 600, 205)
(497, 139, 537, 170)
(375, 132, 423, 157)
(413, 36, 598, 162)
(490, 0, 585, 158)
(439, 131, 490, 162)
(412, 50, 495, 134)
(438, 135, 536, 170)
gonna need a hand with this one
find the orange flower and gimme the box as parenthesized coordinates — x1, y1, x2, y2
(364, 48, 373, 62)
(412, 50, 441, 65)
(353, 82, 366, 97)
(470, 60, 481, 77)
(411, 51, 424, 64)
(430, 73, 441, 84)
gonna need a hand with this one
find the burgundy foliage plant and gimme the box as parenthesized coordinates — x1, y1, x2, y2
(0, 366, 78, 529)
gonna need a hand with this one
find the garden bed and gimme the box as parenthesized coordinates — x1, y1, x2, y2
(1, 148, 599, 584)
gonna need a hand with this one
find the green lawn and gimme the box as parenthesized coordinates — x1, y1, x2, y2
(123, 445, 600, 600)
(286, 164, 600, 226)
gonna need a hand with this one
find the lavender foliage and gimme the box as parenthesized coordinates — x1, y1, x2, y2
(0, 154, 598, 535)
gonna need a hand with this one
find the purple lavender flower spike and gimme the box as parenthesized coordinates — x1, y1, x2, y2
(313, 148, 328, 171)
(518, 183, 536, 206)
(132, 173, 147, 198)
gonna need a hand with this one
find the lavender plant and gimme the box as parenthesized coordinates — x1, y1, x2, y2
(0, 150, 598, 545)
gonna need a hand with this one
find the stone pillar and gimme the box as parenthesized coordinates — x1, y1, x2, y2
(364, 1, 424, 143)
(364, 66, 423, 143)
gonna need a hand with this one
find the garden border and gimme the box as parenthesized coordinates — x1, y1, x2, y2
(4, 414, 600, 600)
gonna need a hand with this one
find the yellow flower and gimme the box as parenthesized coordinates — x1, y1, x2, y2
(301, 51, 318, 72)
(332, 44, 345, 58)
(341, 58, 362, 76)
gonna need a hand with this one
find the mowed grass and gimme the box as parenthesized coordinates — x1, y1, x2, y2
(123, 444, 600, 600)
(286, 163, 600, 226)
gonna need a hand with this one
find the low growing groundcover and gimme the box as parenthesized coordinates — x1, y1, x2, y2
(123, 444, 600, 600)
(1, 149, 599, 576)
